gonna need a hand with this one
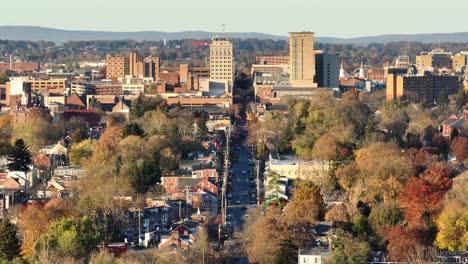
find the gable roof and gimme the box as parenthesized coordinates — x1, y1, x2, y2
(34, 154, 51, 167)
(112, 100, 130, 112)
(178, 178, 203, 189)
(66, 93, 86, 108)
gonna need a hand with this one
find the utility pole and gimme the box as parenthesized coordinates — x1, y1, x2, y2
(256, 159, 260, 206)
(178, 200, 182, 219)
(138, 208, 141, 245)
(185, 186, 190, 218)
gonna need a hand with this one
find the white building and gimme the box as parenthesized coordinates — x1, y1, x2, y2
(209, 36, 234, 95)
(298, 249, 330, 264)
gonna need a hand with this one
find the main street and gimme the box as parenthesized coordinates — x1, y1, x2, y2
(225, 128, 258, 233)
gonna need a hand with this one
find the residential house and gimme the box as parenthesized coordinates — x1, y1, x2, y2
(158, 221, 202, 250)
(38, 177, 80, 198)
(192, 178, 218, 198)
(111, 99, 130, 120)
(298, 248, 330, 264)
(265, 155, 330, 184)
(53, 166, 86, 178)
(178, 159, 216, 173)
(297, 221, 333, 264)
(146, 198, 187, 222)
(441, 111, 467, 138)
(39, 142, 68, 156)
(192, 168, 219, 183)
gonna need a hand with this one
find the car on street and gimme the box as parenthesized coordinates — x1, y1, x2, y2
(243, 191, 249, 195)
(228, 193, 232, 198)
(236, 200, 241, 204)
(241, 170, 246, 174)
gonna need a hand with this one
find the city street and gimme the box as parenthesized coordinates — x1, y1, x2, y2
(225, 141, 257, 232)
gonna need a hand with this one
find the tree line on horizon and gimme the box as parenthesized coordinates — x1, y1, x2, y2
(2, 39, 468, 74)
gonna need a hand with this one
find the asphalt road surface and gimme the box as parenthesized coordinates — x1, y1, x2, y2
(225, 142, 257, 233)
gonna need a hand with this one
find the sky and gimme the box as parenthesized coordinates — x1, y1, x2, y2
(2, 0, 468, 38)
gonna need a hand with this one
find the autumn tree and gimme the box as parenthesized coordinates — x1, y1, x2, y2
(247, 208, 285, 264)
(451, 136, 468, 161)
(12, 114, 61, 155)
(70, 126, 88, 144)
(386, 225, 431, 262)
(247, 112, 285, 156)
(17, 199, 78, 257)
(436, 171, 468, 251)
(343, 142, 413, 205)
(89, 126, 122, 167)
(18, 202, 48, 256)
(400, 164, 453, 230)
(78, 165, 132, 246)
(283, 181, 325, 225)
(377, 100, 409, 142)
(325, 203, 350, 224)
(69, 139, 95, 166)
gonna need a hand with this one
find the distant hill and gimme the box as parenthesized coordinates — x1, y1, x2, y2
(0, 26, 288, 43)
(1, 26, 468, 44)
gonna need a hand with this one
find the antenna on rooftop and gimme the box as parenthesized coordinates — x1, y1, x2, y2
(222, 24, 226, 35)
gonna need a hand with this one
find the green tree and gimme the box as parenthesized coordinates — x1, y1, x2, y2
(0, 221, 21, 261)
(69, 139, 95, 166)
(122, 122, 145, 138)
(331, 229, 371, 264)
(130, 99, 144, 119)
(0, 71, 11, 84)
(36, 217, 100, 260)
(195, 111, 208, 138)
(112, 155, 122, 178)
(275, 240, 298, 264)
(71, 126, 88, 144)
(266, 170, 281, 202)
(128, 150, 162, 194)
(7, 139, 32, 172)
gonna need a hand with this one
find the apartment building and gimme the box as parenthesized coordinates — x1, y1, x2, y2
(106, 52, 160, 80)
(289, 32, 317, 88)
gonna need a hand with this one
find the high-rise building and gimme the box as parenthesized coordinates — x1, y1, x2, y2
(315, 53, 339, 88)
(209, 36, 234, 93)
(106, 54, 126, 79)
(289, 32, 317, 87)
(452, 54, 467, 72)
(106, 52, 160, 80)
(386, 74, 459, 103)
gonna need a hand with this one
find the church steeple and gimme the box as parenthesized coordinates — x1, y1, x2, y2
(339, 60, 347, 79)
(359, 61, 366, 79)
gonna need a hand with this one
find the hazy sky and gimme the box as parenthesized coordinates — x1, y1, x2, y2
(2, 0, 468, 38)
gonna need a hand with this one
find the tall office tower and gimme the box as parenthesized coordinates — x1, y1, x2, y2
(315, 52, 339, 88)
(143, 57, 160, 80)
(289, 32, 317, 87)
(106, 54, 126, 79)
(210, 36, 234, 93)
(106, 52, 160, 79)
